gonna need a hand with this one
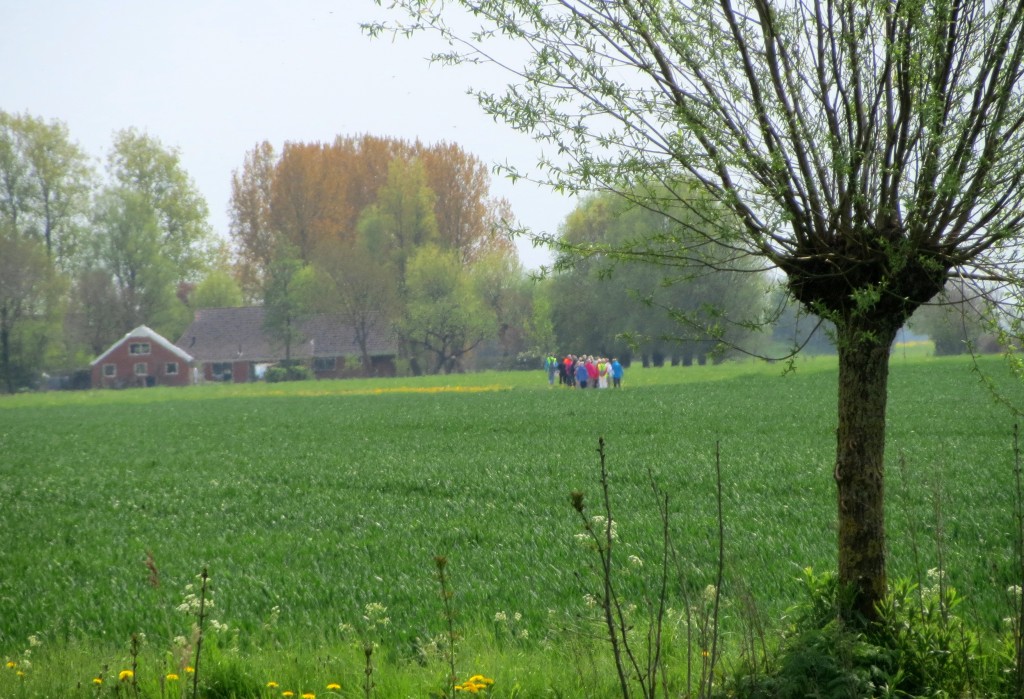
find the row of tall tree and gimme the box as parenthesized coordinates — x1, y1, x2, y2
(0, 111, 233, 392)
(0, 109, 989, 392)
(228, 136, 535, 374)
(229, 137, 805, 376)
(3, 111, 791, 391)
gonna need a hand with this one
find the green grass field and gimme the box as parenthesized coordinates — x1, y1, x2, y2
(1, 351, 1022, 697)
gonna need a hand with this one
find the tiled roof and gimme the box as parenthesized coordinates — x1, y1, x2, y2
(91, 325, 194, 366)
(175, 307, 397, 362)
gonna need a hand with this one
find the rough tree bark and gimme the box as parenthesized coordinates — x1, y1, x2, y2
(835, 320, 899, 619)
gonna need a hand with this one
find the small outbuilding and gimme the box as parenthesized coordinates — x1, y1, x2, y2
(90, 325, 195, 389)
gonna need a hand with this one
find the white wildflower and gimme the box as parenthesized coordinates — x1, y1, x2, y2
(591, 515, 618, 541)
(363, 602, 390, 627)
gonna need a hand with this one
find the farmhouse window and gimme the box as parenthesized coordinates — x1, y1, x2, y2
(129, 342, 151, 355)
(166, 362, 179, 375)
(211, 362, 233, 381)
(313, 357, 336, 372)
(134, 362, 148, 376)
(103, 364, 116, 377)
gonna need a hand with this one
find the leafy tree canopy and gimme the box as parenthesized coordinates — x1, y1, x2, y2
(401, 245, 497, 374)
(551, 186, 770, 364)
(108, 128, 214, 283)
(0, 110, 93, 271)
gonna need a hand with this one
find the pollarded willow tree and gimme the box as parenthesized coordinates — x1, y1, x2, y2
(371, 0, 1024, 621)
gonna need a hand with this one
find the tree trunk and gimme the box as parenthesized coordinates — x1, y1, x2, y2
(835, 320, 898, 623)
(0, 308, 12, 394)
(355, 330, 372, 377)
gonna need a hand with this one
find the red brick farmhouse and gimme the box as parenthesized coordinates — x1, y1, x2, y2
(90, 325, 195, 389)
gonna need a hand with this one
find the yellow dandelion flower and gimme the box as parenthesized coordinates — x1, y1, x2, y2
(282, 692, 295, 698)
(302, 693, 316, 699)
(16, 670, 26, 678)
(92, 678, 103, 686)
(166, 673, 180, 681)
(326, 683, 341, 690)
(119, 670, 134, 681)
(5, 661, 15, 669)
(267, 681, 279, 688)
(186, 666, 195, 674)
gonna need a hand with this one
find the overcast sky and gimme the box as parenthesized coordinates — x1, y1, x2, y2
(2, 0, 574, 269)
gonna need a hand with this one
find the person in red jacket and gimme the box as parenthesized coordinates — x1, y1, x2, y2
(585, 356, 599, 387)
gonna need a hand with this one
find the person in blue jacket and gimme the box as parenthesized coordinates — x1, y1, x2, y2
(611, 357, 624, 388)
(575, 358, 590, 389)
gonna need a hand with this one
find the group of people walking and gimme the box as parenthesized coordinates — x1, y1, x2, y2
(545, 354, 624, 389)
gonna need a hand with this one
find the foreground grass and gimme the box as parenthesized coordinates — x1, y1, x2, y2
(1, 352, 1022, 696)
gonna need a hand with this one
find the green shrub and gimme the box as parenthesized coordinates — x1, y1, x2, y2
(733, 569, 884, 699)
(264, 365, 313, 383)
(732, 568, 1013, 699)
(872, 572, 1009, 697)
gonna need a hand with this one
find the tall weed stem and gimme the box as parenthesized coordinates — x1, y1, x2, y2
(363, 643, 375, 699)
(435, 555, 457, 698)
(1013, 424, 1024, 695)
(703, 441, 725, 699)
(190, 568, 209, 699)
(571, 437, 725, 699)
